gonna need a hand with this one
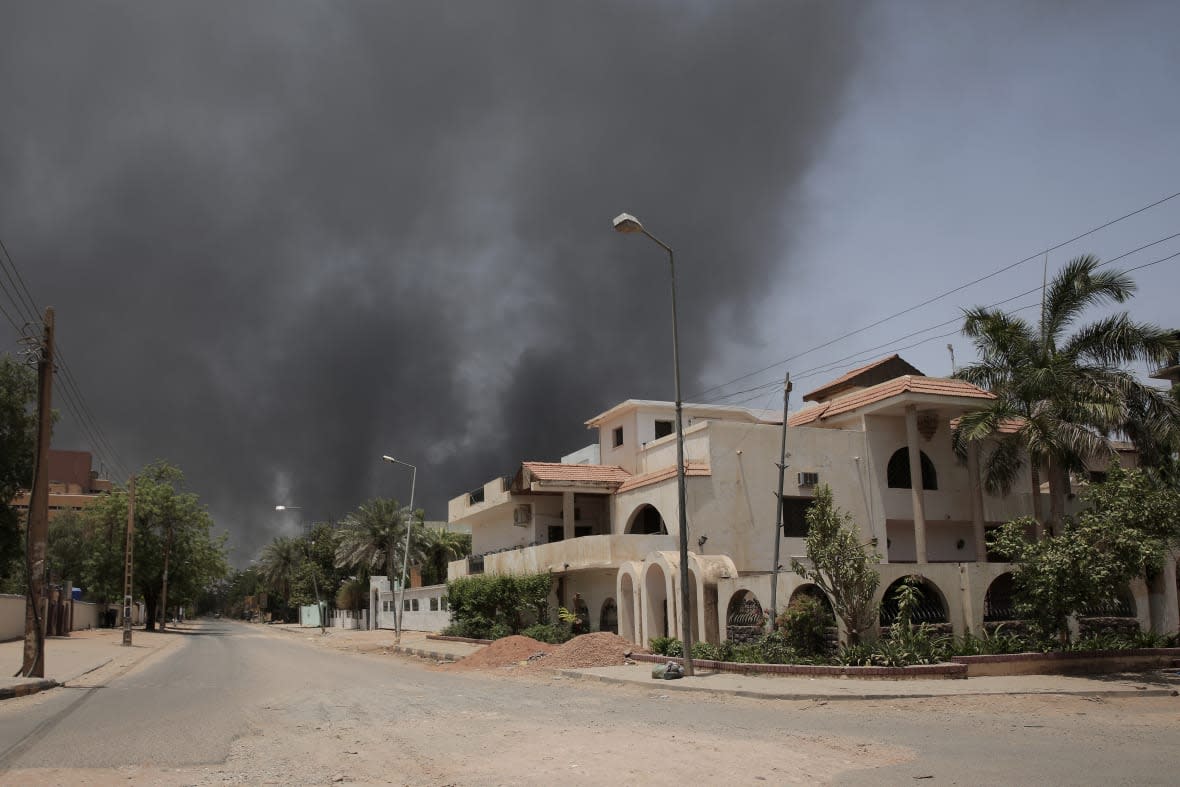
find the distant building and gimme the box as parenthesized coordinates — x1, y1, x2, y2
(11, 449, 113, 520)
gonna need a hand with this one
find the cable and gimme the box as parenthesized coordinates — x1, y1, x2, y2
(700, 234, 1180, 406)
(690, 192, 1180, 402)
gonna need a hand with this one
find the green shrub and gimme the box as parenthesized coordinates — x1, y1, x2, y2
(649, 636, 682, 657)
(692, 641, 728, 661)
(776, 595, 834, 656)
(445, 572, 554, 639)
(521, 623, 574, 644)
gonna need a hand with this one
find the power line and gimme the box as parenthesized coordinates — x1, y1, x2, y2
(703, 240, 1180, 406)
(690, 192, 1180, 402)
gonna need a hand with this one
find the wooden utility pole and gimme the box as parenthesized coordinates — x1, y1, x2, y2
(123, 476, 136, 646)
(768, 372, 792, 630)
(160, 521, 173, 631)
(21, 307, 54, 678)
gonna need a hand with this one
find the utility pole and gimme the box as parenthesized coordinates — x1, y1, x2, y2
(123, 476, 136, 646)
(160, 521, 173, 631)
(768, 372, 792, 631)
(21, 307, 54, 678)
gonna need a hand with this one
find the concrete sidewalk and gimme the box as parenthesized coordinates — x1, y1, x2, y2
(0, 625, 185, 700)
(559, 661, 1180, 701)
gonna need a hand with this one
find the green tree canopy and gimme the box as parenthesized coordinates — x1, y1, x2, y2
(792, 485, 880, 645)
(955, 255, 1180, 534)
(0, 354, 37, 592)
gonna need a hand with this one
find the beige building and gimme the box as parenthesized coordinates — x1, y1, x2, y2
(444, 356, 1179, 646)
(11, 449, 113, 521)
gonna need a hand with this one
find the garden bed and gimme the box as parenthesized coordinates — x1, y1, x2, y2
(952, 647, 1180, 677)
(629, 651, 967, 680)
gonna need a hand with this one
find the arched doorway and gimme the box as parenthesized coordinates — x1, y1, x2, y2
(643, 564, 670, 644)
(627, 504, 668, 535)
(788, 584, 835, 624)
(600, 598, 618, 635)
(880, 576, 949, 629)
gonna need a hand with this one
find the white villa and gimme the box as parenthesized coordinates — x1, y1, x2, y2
(399, 355, 1180, 646)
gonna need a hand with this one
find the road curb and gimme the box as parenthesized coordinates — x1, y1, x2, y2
(555, 669, 1180, 701)
(393, 646, 462, 663)
(0, 678, 59, 700)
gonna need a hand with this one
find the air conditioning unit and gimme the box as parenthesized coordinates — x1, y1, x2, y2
(797, 472, 819, 487)
(513, 504, 532, 527)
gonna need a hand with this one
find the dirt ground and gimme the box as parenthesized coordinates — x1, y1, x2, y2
(6, 625, 1178, 786)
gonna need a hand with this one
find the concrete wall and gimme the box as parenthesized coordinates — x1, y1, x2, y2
(0, 593, 23, 641)
(72, 600, 100, 630)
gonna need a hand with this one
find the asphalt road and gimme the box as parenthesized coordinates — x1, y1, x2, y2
(1, 620, 1177, 785)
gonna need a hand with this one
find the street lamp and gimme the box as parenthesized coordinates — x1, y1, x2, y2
(381, 455, 417, 645)
(612, 212, 694, 676)
(274, 505, 325, 634)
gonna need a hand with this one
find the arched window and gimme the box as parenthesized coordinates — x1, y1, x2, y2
(886, 447, 937, 490)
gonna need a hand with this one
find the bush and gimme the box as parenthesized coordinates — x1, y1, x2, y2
(649, 636, 682, 657)
(776, 595, 834, 656)
(445, 572, 554, 640)
(692, 641, 729, 661)
(521, 622, 573, 644)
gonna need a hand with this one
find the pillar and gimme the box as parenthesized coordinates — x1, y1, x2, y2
(905, 405, 928, 564)
(562, 491, 575, 541)
(967, 441, 987, 561)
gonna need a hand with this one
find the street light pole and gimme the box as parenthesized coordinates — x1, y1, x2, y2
(274, 505, 325, 634)
(613, 213, 694, 676)
(382, 455, 417, 646)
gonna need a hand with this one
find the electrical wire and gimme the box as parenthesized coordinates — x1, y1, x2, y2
(690, 192, 1180, 402)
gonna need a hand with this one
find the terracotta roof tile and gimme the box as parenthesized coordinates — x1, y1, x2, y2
(789, 376, 993, 427)
(616, 462, 710, 493)
(802, 354, 925, 402)
(521, 462, 631, 485)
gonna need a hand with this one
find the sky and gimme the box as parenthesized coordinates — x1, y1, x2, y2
(2, 2, 1178, 565)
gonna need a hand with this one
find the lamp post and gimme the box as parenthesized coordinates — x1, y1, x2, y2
(613, 212, 694, 676)
(274, 505, 325, 634)
(381, 455, 417, 645)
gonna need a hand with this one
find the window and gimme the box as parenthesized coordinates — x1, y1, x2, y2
(548, 525, 564, 543)
(886, 448, 938, 490)
(654, 420, 673, 439)
(574, 525, 592, 538)
(441, 596, 449, 611)
(780, 497, 815, 537)
(403, 599, 411, 611)
(411, 599, 420, 612)
(429, 597, 439, 611)
(613, 426, 624, 447)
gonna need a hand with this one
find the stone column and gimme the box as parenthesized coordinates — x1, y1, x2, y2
(905, 405, 928, 564)
(562, 491, 575, 541)
(967, 441, 987, 561)
(1149, 555, 1179, 636)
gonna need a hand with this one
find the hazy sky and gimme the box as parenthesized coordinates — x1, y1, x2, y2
(2, 2, 1178, 563)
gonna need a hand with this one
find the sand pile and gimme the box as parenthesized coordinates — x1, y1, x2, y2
(449, 635, 554, 670)
(524, 632, 641, 670)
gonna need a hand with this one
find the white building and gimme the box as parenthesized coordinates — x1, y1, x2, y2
(446, 355, 1179, 646)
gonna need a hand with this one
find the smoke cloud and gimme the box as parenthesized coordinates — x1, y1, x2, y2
(0, 2, 867, 561)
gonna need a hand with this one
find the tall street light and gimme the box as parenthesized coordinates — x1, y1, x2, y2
(381, 455, 416, 645)
(613, 212, 694, 676)
(274, 505, 325, 634)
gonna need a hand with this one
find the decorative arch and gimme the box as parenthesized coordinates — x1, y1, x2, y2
(879, 575, 949, 627)
(617, 563, 642, 645)
(725, 590, 765, 628)
(788, 583, 835, 622)
(626, 504, 668, 535)
(886, 447, 938, 490)
(984, 573, 1018, 622)
(642, 562, 671, 644)
(600, 598, 618, 635)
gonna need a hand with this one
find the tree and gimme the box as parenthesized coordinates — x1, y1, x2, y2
(0, 354, 37, 592)
(334, 498, 423, 586)
(955, 255, 1180, 536)
(258, 537, 303, 619)
(132, 462, 227, 629)
(989, 464, 1180, 645)
(791, 485, 881, 645)
(419, 527, 471, 586)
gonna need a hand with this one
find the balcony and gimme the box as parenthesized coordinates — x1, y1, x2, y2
(449, 533, 675, 580)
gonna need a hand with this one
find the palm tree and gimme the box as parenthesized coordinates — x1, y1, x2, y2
(955, 255, 1179, 535)
(419, 527, 471, 585)
(335, 498, 422, 583)
(258, 537, 303, 617)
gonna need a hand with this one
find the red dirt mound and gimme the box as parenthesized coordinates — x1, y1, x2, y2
(525, 632, 641, 670)
(449, 635, 554, 671)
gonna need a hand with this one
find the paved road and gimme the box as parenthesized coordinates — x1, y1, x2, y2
(1, 620, 1177, 785)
